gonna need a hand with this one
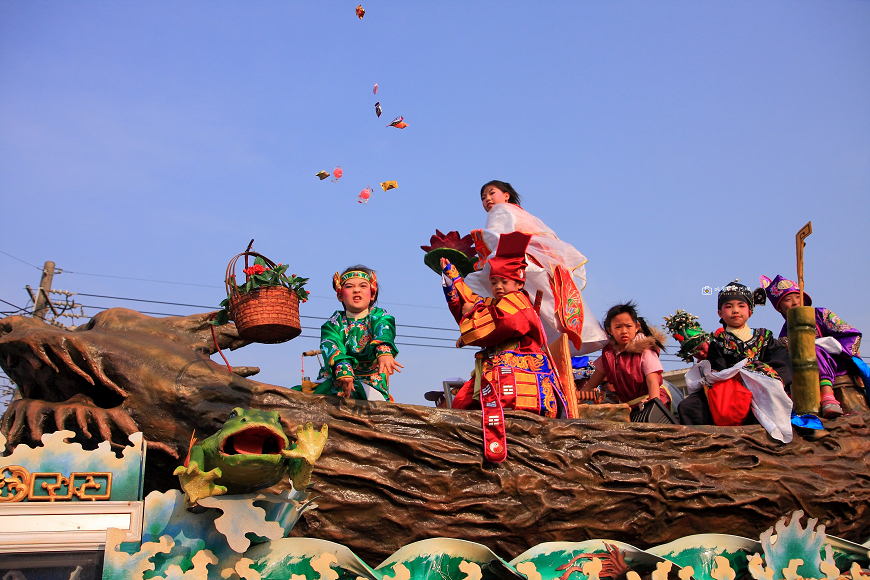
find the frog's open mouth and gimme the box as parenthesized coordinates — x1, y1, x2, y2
(222, 426, 286, 456)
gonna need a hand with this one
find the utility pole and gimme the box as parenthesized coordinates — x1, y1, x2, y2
(23, 261, 84, 330)
(31, 261, 56, 320)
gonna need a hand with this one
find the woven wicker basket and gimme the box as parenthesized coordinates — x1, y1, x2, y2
(225, 248, 302, 344)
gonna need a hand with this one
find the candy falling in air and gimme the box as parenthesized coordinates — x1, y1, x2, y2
(375, 102, 382, 118)
(332, 166, 343, 182)
(316, 171, 330, 180)
(387, 116, 408, 129)
(380, 180, 398, 192)
(356, 5, 365, 19)
(373, 83, 378, 95)
(357, 187, 373, 204)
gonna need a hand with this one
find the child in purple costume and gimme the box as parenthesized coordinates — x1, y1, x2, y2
(758, 275, 863, 418)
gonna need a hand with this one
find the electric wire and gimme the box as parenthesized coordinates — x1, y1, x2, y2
(65, 272, 221, 288)
(70, 302, 470, 350)
(0, 250, 42, 270)
(0, 298, 27, 313)
(74, 293, 461, 333)
(14, 290, 870, 362)
(75, 303, 460, 343)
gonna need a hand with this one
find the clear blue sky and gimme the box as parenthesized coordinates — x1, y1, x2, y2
(1, 1, 868, 405)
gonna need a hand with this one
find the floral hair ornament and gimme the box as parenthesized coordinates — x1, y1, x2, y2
(333, 270, 378, 299)
(663, 309, 710, 363)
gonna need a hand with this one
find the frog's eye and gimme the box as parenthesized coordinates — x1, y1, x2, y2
(228, 410, 238, 420)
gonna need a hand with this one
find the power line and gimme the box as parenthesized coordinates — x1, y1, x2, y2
(75, 293, 461, 332)
(66, 271, 222, 289)
(0, 250, 41, 270)
(13, 296, 870, 361)
(65, 277, 445, 311)
(73, 302, 463, 349)
(75, 303, 460, 342)
(8, 245, 456, 310)
(0, 297, 25, 311)
(77, 293, 218, 309)
(295, 334, 473, 350)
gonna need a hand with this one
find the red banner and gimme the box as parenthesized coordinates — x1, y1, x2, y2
(552, 265, 584, 351)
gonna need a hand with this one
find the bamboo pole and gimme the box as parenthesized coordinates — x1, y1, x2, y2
(788, 306, 820, 414)
(788, 222, 820, 414)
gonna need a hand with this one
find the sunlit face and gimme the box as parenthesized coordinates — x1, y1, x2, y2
(481, 185, 510, 212)
(608, 312, 639, 347)
(718, 300, 751, 328)
(489, 276, 522, 299)
(777, 293, 802, 315)
(339, 277, 372, 315)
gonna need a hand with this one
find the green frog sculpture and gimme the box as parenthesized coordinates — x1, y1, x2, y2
(173, 407, 328, 505)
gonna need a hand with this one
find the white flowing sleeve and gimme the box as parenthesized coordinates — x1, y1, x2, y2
(464, 203, 607, 355)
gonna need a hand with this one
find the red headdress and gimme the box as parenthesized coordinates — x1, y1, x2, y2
(487, 232, 531, 284)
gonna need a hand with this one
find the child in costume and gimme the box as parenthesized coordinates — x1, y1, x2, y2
(465, 181, 608, 355)
(757, 274, 864, 418)
(679, 281, 793, 441)
(296, 266, 402, 401)
(440, 231, 570, 462)
(579, 302, 671, 410)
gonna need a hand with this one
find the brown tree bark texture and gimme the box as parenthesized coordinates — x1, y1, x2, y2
(266, 390, 870, 564)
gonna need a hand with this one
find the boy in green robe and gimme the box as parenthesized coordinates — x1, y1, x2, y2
(296, 266, 401, 401)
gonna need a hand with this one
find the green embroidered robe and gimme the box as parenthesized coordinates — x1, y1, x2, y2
(312, 307, 398, 401)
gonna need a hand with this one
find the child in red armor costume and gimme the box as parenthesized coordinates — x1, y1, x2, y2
(440, 231, 570, 462)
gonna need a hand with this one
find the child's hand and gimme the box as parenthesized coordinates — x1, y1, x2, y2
(377, 354, 404, 377)
(440, 257, 450, 269)
(461, 302, 475, 316)
(335, 376, 354, 398)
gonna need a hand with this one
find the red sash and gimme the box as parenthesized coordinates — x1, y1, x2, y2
(480, 380, 507, 462)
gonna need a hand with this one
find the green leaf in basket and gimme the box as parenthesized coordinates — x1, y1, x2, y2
(254, 256, 267, 267)
(210, 310, 230, 326)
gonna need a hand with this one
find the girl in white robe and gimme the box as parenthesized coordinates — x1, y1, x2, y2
(466, 181, 608, 355)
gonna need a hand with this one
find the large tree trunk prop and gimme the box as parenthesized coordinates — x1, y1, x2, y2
(2, 309, 870, 565)
(789, 222, 820, 415)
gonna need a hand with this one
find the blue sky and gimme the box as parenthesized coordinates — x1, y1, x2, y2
(1, 1, 868, 405)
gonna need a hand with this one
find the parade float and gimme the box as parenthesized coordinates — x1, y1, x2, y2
(0, 237, 868, 580)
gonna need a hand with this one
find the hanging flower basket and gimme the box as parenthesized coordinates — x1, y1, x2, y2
(211, 242, 308, 344)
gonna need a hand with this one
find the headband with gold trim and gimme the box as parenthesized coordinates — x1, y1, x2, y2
(333, 270, 378, 298)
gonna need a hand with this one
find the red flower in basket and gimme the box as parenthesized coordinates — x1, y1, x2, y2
(244, 264, 267, 276)
(212, 249, 310, 334)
